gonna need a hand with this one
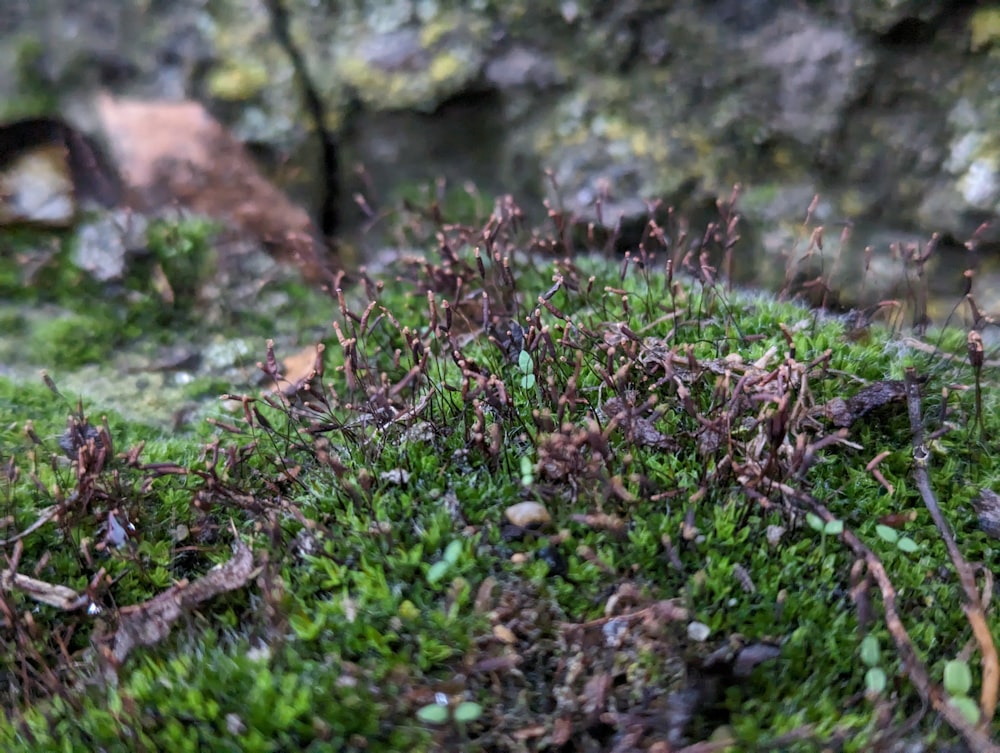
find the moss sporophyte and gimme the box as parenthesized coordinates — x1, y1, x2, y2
(1, 194, 999, 751)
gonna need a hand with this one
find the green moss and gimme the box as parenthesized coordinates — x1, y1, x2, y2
(1, 200, 998, 749)
(26, 310, 119, 368)
(0, 36, 60, 119)
(0, 227, 92, 302)
(0, 217, 226, 375)
(133, 217, 218, 321)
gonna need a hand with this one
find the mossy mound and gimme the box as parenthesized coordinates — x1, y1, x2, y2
(1, 197, 998, 751)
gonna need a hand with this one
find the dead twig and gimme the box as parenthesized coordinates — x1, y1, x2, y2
(0, 570, 90, 611)
(0, 505, 59, 547)
(777, 482, 1000, 753)
(904, 367, 999, 725)
(100, 522, 255, 672)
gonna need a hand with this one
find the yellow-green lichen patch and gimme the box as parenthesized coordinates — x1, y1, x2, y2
(333, 12, 488, 111)
(969, 7, 1000, 51)
(206, 60, 271, 101)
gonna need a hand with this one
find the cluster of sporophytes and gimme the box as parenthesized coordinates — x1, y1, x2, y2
(1, 191, 1000, 751)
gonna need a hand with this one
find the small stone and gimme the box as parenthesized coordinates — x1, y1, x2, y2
(766, 525, 786, 547)
(225, 713, 246, 735)
(493, 624, 517, 644)
(687, 621, 711, 642)
(602, 617, 628, 648)
(504, 501, 551, 528)
(380, 468, 410, 485)
(972, 489, 1000, 539)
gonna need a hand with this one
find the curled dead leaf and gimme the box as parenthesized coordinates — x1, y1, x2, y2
(820, 380, 906, 428)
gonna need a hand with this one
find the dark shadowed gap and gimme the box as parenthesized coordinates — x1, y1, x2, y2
(264, 0, 341, 239)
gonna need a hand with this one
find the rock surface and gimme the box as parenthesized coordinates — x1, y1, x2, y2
(1, 0, 998, 296)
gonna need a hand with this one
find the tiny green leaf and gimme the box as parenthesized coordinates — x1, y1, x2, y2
(806, 513, 824, 531)
(443, 539, 463, 565)
(426, 560, 450, 585)
(944, 659, 973, 696)
(520, 455, 534, 485)
(864, 667, 887, 694)
(824, 519, 844, 536)
(896, 536, 919, 553)
(416, 704, 450, 725)
(860, 635, 881, 667)
(875, 524, 899, 543)
(950, 696, 981, 725)
(518, 349, 533, 373)
(453, 701, 483, 723)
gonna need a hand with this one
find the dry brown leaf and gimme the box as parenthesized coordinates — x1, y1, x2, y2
(263, 344, 323, 395)
(602, 396, 677, 450)
(95, 94, 332, 279)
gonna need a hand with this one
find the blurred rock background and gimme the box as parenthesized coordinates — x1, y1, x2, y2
(1, 0, 999, 301)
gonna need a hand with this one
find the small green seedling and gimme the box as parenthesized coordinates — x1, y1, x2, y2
(943, 658, 980, 724)
(517, 350, 536, 390)
(426, 539, 464, 586)
(874, 524, 920, 553)
(860, 635, 886, 696)
(416, 703, 449, 724)
(807, 513, 842, 558)
(416, 697, 484, 738)
(807, 513, 843, 536)
(520, 455, 534, 487)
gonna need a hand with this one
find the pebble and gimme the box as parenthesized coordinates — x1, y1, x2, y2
(687, 621, 711, 642)
(380, 468, 410, 485)
(493, 625, 517, 644)
(504, 501, 551, 528)
(766, 525, 786, 547)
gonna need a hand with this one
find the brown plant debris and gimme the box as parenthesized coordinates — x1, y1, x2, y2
(0, 570, 89, 611)
(972, 489, 1000, 540)
(102, 530, 254, 670)
(602, 395, 677, 450)
(818, 379, 907, 428)
(903, 369, 999, 730)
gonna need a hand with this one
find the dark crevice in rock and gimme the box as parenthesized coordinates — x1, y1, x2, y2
(0, 116, 122, 210)
(615, 16, 644, 75)
(264, 0, 341, 239)
(429, 87, 502, 119)
(879, 17, 936, 46)
(875, 1, 978, 48)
